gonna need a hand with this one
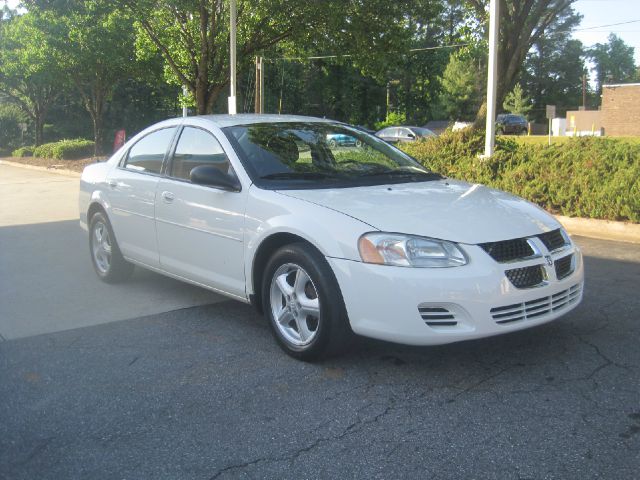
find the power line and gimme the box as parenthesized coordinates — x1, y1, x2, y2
(264, 43, 470, 62)
(574, 19, 640, 31)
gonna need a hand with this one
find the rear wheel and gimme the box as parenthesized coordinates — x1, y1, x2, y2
(262, 243, 353, 360)
(89, 211, 134, 283)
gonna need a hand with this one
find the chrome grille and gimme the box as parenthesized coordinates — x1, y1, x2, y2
(491, 284, 582, 324)
(418, 306, 457, 327)
(505, 265, 544, 289)
(538, 229, 567, 251)
(480, 238, 535, 263)
(555, 254, 574, 279)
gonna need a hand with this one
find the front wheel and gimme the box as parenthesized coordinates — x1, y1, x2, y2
(89, 211, 134, 283)
(262, 243, 353, 360)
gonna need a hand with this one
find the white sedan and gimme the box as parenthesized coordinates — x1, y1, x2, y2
(80, 114, 584, 360)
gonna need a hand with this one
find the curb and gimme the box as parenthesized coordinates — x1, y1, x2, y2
(556, 215, 640, 245)
(0, 159, 81, 178)
(2, 159, 638, 244)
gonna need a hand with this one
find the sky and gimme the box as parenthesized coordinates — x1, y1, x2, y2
(572, 0, 640, 64)
(3, 0, 640, 65)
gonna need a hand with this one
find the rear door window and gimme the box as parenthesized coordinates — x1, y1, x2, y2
(124, 127, 177, 174)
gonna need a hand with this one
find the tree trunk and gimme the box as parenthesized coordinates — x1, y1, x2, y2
(34, 115, 44, 147)
(93, 115, 104, 157)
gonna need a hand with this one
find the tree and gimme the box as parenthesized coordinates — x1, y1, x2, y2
(0, 13, 66, 145)
(123, 0, 319, 114)
(0, 103, 28, 151)
(523, 35, 586, 119)
(502, 83, 531, 116)
(589, 34, 636, 93)
(466, 0, 581, 122)
(124, 0, 415, 115)
(438, 48, 485, 120)
(41, 3, 137, 155)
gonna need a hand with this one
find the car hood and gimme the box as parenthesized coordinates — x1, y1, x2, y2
(278, 180, 561, 244)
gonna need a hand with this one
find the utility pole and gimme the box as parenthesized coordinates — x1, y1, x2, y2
(255, 56, 264, 114)
(182, 85, 188, 117)
(483, 0, 499, 158)
(582, 73, 587, 110)
(228, 0, 237, 115)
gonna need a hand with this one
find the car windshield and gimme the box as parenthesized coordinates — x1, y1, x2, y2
(223, 122, 441, 189)
(411, 127, 435, 137)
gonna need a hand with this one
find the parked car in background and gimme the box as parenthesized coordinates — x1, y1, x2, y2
(80, 114, 583, 360)
(354, 125, 376, 135)
(452, 121, 473, 132)
(375, 126, 436, 143)
(496, 114, 528, 135)
(326, 132, 359, 148)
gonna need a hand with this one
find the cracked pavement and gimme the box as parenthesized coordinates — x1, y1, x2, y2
(1, 235, 639, 479)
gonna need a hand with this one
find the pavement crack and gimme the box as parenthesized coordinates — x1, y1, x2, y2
(451, 365, 513, 400)
(575, 334, 631, 378)
(208, 401, 395, 479)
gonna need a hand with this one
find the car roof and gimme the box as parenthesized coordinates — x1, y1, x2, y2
(195, 114, 333, 128)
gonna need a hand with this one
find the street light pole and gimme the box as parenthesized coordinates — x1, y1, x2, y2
(484, 0, 499, 157)
(228, 0, 237, 115)
(182, 85, 188, 117)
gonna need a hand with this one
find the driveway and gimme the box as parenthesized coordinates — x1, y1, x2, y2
(0, 163, 224, 339)
(1, 163, 639, 479)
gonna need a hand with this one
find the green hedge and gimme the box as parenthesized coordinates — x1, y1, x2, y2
(32, 139, 95, 160)
(11, 146, 34, 157)
(402, 130, 640, 223)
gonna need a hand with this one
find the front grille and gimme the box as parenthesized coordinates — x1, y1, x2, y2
(490, 284, 581, 324)
(538, 229, 567, 251)
(555, 254, 574, 279)
(417, 306, 457, 327)
(481, 229, 569, 264)
(505, 265, 544, 289)
(480, 238, 535, 263)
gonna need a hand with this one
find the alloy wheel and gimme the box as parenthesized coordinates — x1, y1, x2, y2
(91, 220, 112, 274)
(269, 263, 321, 346)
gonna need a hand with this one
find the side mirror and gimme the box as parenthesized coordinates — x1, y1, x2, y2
(407, 132, 416, 139)
(190, 165, 241, 191)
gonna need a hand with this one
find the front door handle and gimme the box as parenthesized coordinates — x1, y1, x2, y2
(161, 191, 175, 203)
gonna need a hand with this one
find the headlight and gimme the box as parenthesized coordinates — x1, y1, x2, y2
(358, 232, 467, 268)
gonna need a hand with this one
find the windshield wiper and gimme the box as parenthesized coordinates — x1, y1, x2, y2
(259, 171, 340, 180)
(360, 170, 443, 180)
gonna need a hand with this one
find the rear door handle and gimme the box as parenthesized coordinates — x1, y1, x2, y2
(107, 180, 117, 188)
(162, 191, 175, 203)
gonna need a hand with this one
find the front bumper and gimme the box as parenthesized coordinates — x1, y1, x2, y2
(328, 243, 584, 346)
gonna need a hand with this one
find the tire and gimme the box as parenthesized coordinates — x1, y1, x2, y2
(328, 139, 337, 148)
(89, 211, 134, 283)
(262, 243, 353, 361)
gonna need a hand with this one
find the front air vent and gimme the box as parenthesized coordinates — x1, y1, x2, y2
(505, 265, 545, 289)
(418, 306, 457, 327)
(555, 254, 574, 280)
(480, 238, 536, 263)
(491, 284, 581, 325)
(537, 229, 567, 252)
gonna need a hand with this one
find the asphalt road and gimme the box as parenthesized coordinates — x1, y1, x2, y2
(1, 164, 639, 479)
(0, 164, 224, 339)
